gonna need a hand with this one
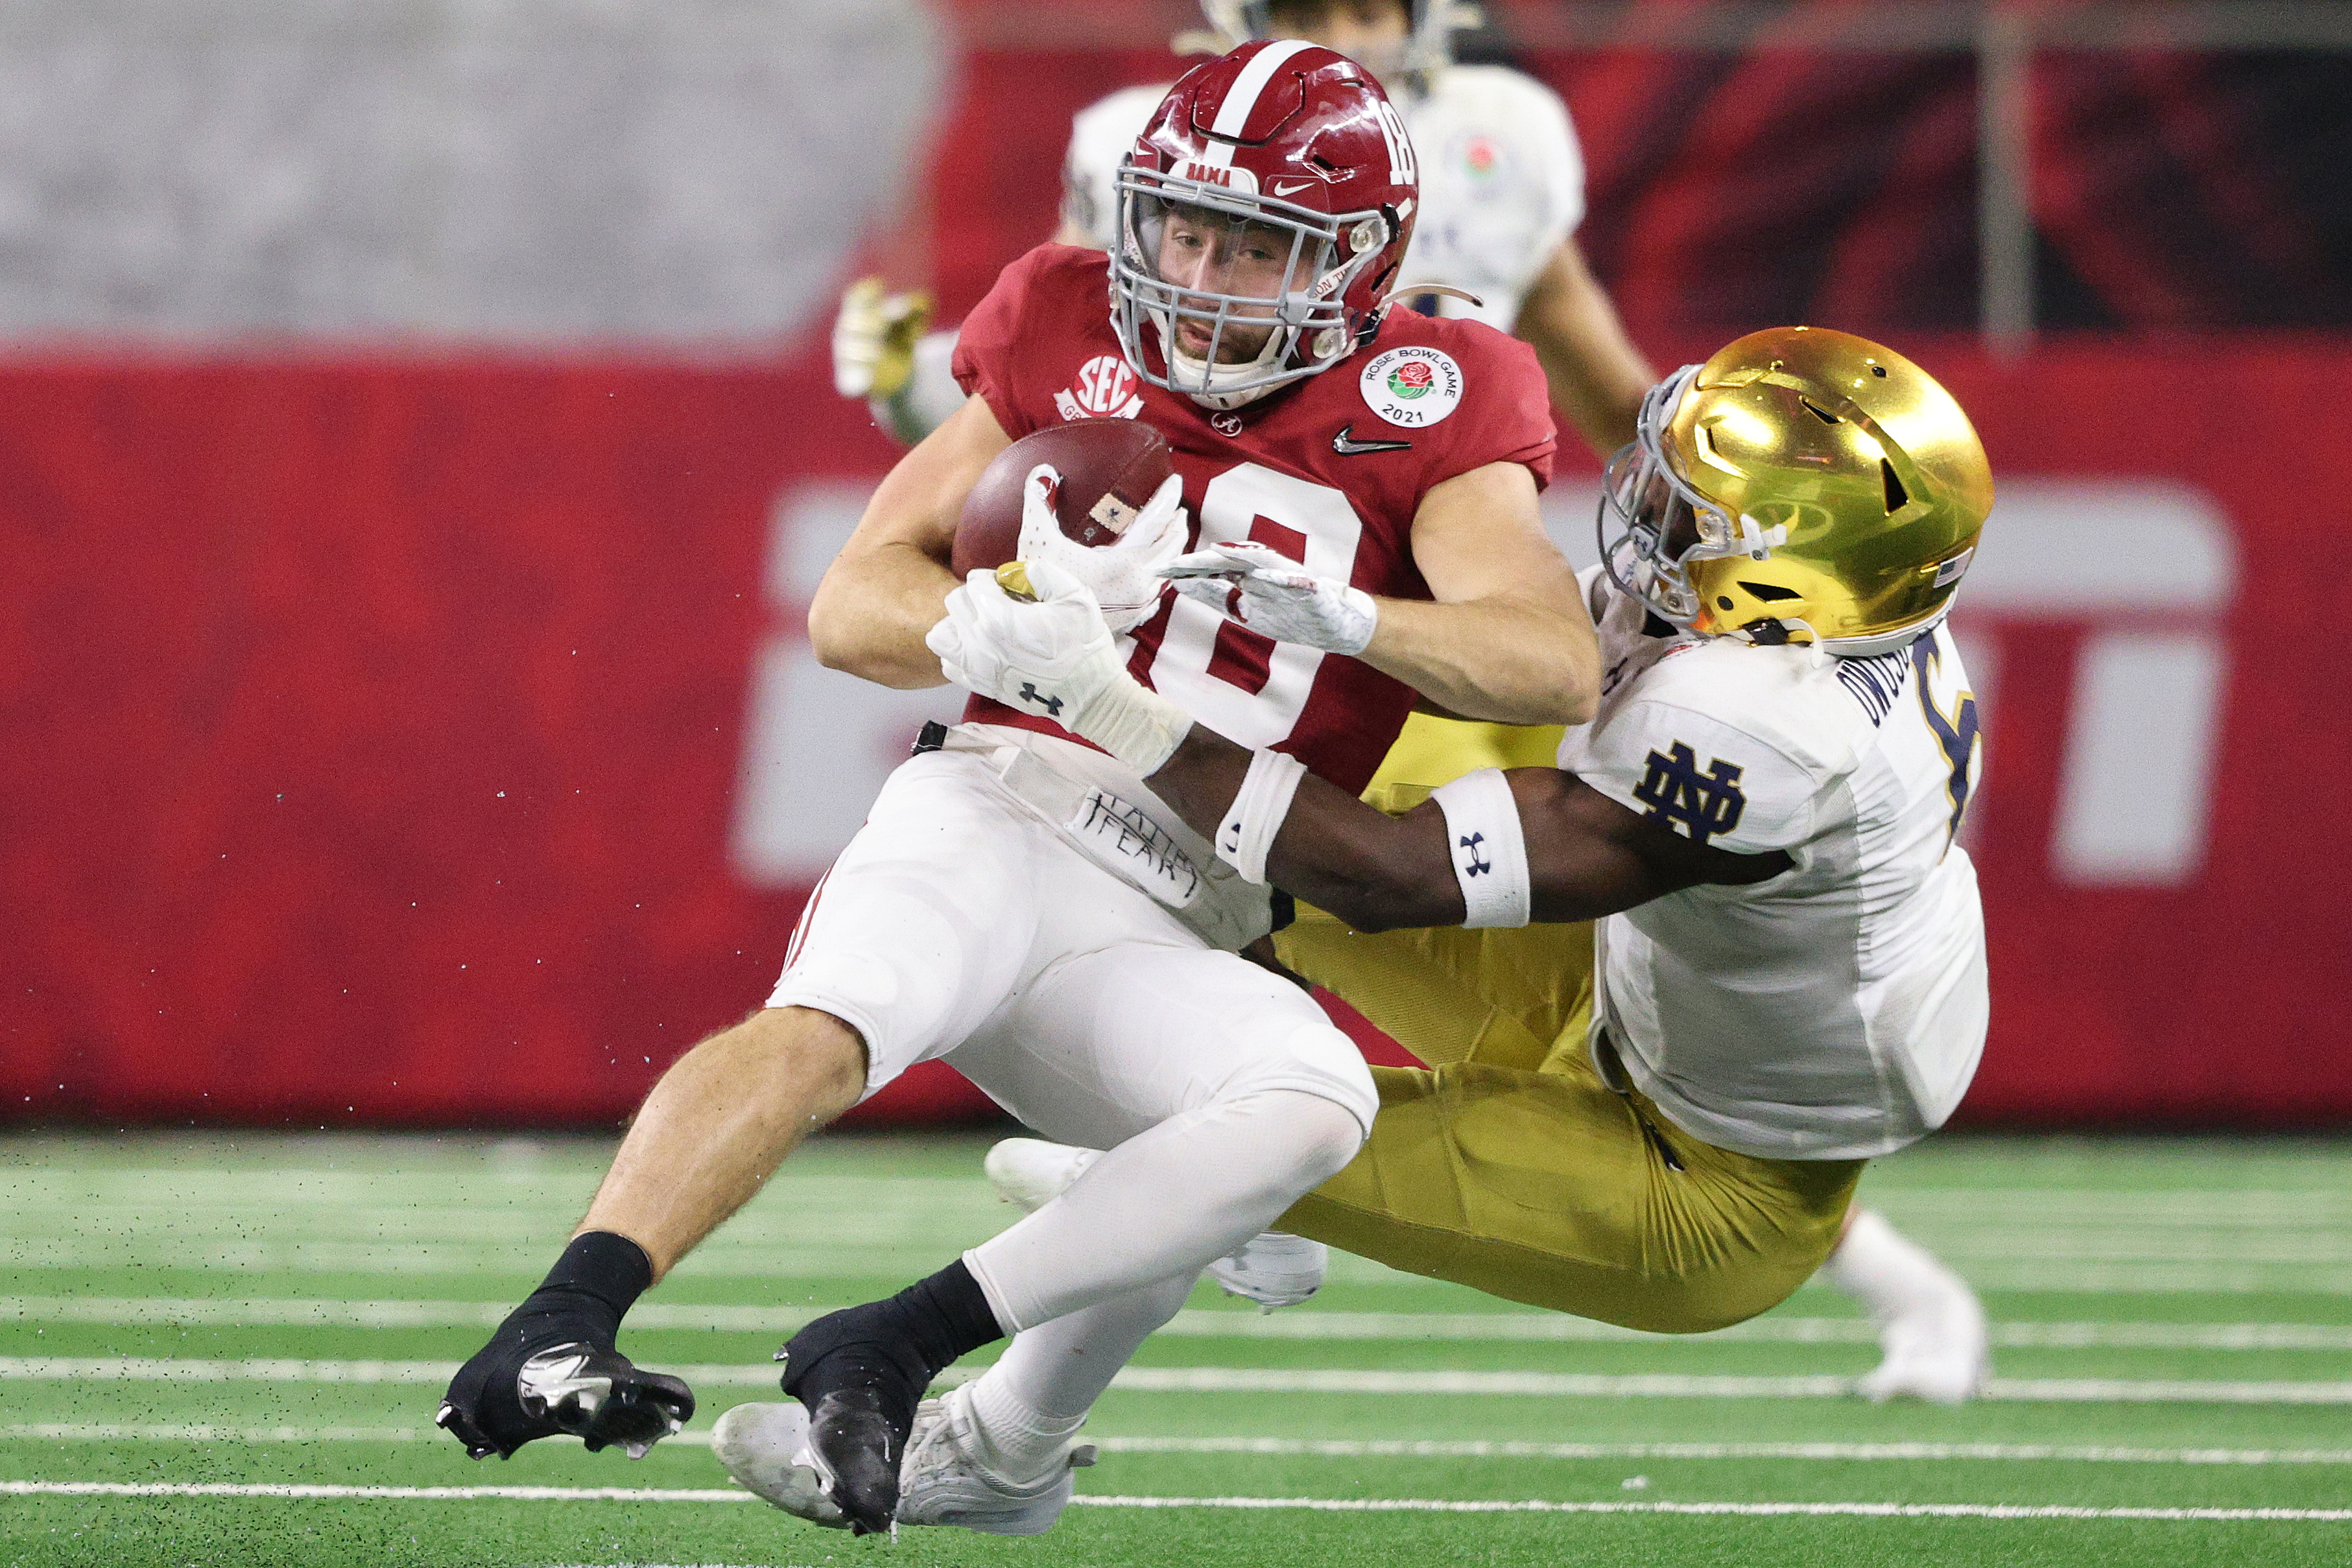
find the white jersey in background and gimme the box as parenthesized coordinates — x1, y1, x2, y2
(1061, 65, 1585, 331)
(1558, 569, 1990, 1163)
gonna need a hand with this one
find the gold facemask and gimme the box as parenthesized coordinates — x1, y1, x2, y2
(1598, 326, 1993, 657)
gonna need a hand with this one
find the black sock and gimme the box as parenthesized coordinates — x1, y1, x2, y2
(503, 1231, 654, 1351)
(892, 1259, 1005, 1369)
(780, 1259, 1004, 1405)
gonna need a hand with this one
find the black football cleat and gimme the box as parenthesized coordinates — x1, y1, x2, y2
(801, 1383, 908, 1536)
(775, 1261, 1006, 1533)
(778, 1309, 936, 1535)
(438, 1338, 695, 1460)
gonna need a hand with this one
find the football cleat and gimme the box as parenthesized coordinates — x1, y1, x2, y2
(983, 1137, 1327, 1310)
(715, 1389, 1096, 1537)
(1207, 1229, 1328, 1311)
(776, 1308, 935, 1535)
(983, 1137, 1103, 1211)
(1855, 1289, 1991, 1405)
(712, 1401, 848, 1528)
(436, 1340, 693, 1460)
(897, 1384, 1096, 1536)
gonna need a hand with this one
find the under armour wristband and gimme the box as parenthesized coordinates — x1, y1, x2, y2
(1215, 748, 1308, 885)
(1431, 768, 1532, 928)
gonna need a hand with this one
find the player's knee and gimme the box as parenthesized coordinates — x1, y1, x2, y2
(1253, 1088, 1368, 1189)
(732, 1004, 870, 1109)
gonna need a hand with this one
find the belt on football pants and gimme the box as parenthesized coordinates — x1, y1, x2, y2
(914, 720, 1277, 953)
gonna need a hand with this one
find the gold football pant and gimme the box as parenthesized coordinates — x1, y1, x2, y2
(1268, 715, 1862, 1336)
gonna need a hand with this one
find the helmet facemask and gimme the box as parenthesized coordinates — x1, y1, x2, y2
(1112, 165, 1390, 410)
(1598, 364, 1794, 636)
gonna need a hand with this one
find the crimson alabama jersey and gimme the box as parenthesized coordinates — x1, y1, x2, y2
(952, 243, 1556, 795)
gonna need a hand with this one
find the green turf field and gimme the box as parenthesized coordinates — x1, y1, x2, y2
(2, 1130, 2347, 1567)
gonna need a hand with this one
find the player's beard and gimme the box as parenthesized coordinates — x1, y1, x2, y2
(1172, 309, 1278, 366)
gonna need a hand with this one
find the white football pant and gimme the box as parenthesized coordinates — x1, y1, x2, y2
(770, 735, 1376, 1332)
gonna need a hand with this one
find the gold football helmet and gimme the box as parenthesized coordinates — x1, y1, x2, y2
(1598, 326, 1993, 657)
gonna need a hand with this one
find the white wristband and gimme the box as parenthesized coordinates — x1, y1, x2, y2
(1215, 748, 1307, 885)
(1431, 768, 1530, 928)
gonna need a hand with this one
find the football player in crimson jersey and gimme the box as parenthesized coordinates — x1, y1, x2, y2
(438, 42, 1598, 1538)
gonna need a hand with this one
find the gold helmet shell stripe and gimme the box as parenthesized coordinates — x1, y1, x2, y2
(1598, 326, 1993, 658)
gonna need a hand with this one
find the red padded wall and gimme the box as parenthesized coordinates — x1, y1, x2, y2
(1, 338, 2347, 1129)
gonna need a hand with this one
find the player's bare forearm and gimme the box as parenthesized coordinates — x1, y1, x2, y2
(808, 541, 962, 688)
(1143, 729, 1788, 933)
(809, 394, 1011, 688)
(1516, 237, 1654, 461)
(1145, 726, 1468, 931)
(1360, 589, 1597, 726)
(1386, 460, 1598, 725)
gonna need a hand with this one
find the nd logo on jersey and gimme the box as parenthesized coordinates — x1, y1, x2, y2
(1360, 346, 1462, 429)
(1632, 742, 1748, 846)
(1055, 354, 1145, 421)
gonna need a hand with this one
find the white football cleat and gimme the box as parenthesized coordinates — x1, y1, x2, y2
(711, 1401, 847, 1528)
(1825, 1208, 1991, 1405)
(897, 1384, 1095, 1536)
(983, 1137, 1101, 1212)
(1855, 1286, 1991, 1405)
(983, 1137, 1327, 1311)
(1207, 1229, 1328, 1311)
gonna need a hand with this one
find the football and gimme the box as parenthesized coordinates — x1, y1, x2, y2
(951, 418, 1176, 579)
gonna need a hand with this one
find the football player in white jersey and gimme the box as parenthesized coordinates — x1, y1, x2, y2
(861, 331, 1995, 1534)
(843, 0, 1654, 463)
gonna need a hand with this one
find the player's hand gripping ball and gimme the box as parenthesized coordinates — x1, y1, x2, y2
(929, 558, 1119, 716)
(927, 558, 1195, 773)
(952, 420, 1187, 633)
(1161, 538, 1379, 655)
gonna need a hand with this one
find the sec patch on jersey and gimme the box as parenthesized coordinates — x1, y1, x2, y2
(1360, 345, 1464, 429)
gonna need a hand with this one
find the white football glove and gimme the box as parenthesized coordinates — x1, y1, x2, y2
(831, 276, 932, 400)
(1017, 464, 1188, 634)
(927, 560, 1194, 773)
(1161, 539, 1378, 655)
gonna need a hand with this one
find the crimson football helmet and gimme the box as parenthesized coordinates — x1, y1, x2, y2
(1111, 40, 1419, 410)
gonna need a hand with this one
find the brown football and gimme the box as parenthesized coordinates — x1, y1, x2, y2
(951, 419, 1176, 580)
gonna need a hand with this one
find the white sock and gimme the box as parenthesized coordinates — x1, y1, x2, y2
(963, 1372, 1090, 1485)
(962, 1272, 1192, 1480)
(1821, 1207, 1972, 1326)
(962, 1087, 1361, 1332)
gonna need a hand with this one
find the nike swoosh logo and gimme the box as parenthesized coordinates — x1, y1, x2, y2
(1333, 424, 1412, 456)
(1272, 180, 1315, 197)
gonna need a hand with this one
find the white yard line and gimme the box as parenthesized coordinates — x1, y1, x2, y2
(1101, 1368, 2352, 1403)
(10, 1296, 2352, 1351)
(6, 1356, 2350, 1404)
(1091, 1436, 2352, 1465)
(14, 1247, 2352, 1292)
(8, 1424, 2352, 1467)
(1, 1479, 2345, 1523)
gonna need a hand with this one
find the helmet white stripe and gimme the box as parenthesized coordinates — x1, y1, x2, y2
(1209, 38, 1316, 143)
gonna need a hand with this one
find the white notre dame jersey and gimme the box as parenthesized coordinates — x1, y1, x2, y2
(1061, 65, 1584, 331)
(1556, 571, 1990, 1163)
